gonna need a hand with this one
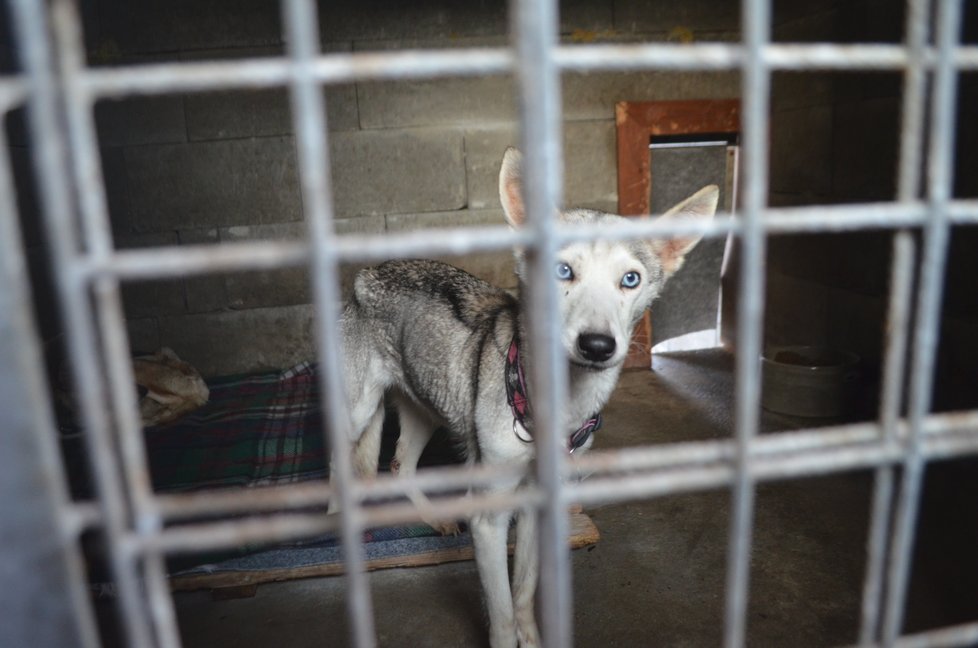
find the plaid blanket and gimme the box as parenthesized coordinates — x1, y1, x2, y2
(147, 361, 328, 491)
(146, 361, 461, 492)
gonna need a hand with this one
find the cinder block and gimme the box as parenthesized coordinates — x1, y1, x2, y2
(115, 232, 187, 318)
(358, 76, 516, 129)
(464, 121, 618, 212)
(124, 136, 301, 232)
(773, 4, 839, 41)
(157, 304, 317, 377)
(178, 228, 228, 313)
(771, 72, 834, 111)
(614, 0, 740, 33)
(564, 54, 739, 120)
(330, 130, 465, 217)
(96, 0, 282, 55)
(826, 286, 886, 365)
(321, 1, 506, 41)
(770, 105, 833, 195)
(832, 97, 899, 201)
(185, 85, 358, 139)
(321, 0, 611, 42)
(221, 222, 311, 310)
(941, 316, 978, 395)
(101, 147, 131, 235)
(763, 270, 829, 348)
(220, 216, 386, 308)
(127, 318, 161, 354)
(95, 96, 186, 146)
(386, 208, 517, 288)
(183, 46, 358, 139)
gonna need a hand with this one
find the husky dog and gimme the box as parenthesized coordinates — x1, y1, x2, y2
(339, 148, 718, 647)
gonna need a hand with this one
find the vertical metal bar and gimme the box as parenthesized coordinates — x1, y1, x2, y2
(510, 0, 571, 645)
(0, 118, 101, 648)
(282, 2, 376, 647)
(7, 1, 155, 646)
(49, 2, 182, 645)
(882, 0, 962, 644)
(858, 0, 930, 642)
(724, 0, 770, 646)
(859, 231, 916, 645)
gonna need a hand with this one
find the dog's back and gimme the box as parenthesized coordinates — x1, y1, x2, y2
(343, 259, 517, 439)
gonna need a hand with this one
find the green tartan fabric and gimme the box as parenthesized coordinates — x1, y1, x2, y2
(146, 362, 328, 491)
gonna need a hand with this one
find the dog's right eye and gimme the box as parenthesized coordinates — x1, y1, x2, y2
(555, 262, 574, 281)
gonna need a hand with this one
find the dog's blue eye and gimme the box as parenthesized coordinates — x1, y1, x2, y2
(555, 262, 574, 281)
(621, 271, 641, 289)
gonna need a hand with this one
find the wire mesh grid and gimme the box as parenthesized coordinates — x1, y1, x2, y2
(2, 0, 978, 646)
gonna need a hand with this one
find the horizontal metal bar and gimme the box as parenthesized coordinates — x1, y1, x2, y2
(889, 621, 978, 648)
(78, 409, 976, 550)
(82, 49, 513, 97)
(84, 200, 975, 282)
(154, 460, 527, 522)
(85, 226, 532, 280)
(140, 488, 545, 556)
(75, 44, 978, 99)
(948, 200, 978, 223)
(569, 416, 978, 507)
(117, 410, 978, 558)
(571, 410, 978, 478)
(560, 43, 978, 72)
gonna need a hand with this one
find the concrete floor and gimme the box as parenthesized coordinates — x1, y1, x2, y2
(167, 349, 961, 647)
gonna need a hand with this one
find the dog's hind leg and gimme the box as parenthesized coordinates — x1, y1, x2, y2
(352, 403, 385, 478)
(391, 395, 461, 535)
(512, 508, 541, 647)
(389, 394, 435, 479)
(328, 331, 386, 514)
(472, 510, 517, 648)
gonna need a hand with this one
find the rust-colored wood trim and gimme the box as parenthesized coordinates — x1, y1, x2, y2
(617, 99, 740, 216)
(616, 99, 740, 368)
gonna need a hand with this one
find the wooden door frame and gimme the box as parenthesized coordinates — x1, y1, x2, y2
(616, 99, 740, 368)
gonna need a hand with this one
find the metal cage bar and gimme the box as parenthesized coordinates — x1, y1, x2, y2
(48, 2, 183, 646)
(7, 1, 159, 646)
(3, 0, 978, 646)
(282, 1, 377, 647)
(510, 0, 573, 644)
(0, 90, 102, 648)
(58, 43, 978, 99)
(882, 0, 965, 643)
(722, 0, 770, 645)
(858, 0, 930, 641)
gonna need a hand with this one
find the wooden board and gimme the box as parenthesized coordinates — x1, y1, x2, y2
(170, 510, 600, 593)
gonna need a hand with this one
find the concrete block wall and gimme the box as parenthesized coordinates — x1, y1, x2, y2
(62, 0, 741, 376)
(766, 0, 978, 411)
(763, 0, 905, 365)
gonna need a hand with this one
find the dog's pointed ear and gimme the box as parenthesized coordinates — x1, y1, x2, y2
(499, 147, 525, 228)
(651, 184, 719, 278)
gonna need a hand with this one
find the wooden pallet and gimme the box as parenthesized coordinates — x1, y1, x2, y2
(170, 510, 600, 596)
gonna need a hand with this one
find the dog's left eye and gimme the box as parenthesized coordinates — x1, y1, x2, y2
(621, 271, 641, 289)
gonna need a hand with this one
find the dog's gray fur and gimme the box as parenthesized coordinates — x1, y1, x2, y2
(338, 148, 718, 647)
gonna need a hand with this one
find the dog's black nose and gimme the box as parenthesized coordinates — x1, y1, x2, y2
(577, 333, 616, 362)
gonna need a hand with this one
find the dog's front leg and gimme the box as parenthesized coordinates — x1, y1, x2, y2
(512, 508, 540, 647)
(471, 510, 517, 648)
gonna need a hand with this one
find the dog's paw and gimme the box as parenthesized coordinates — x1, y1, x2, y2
(433, 521, 461, 536)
